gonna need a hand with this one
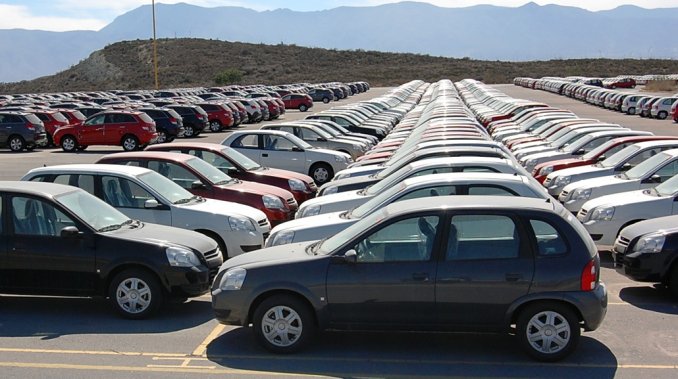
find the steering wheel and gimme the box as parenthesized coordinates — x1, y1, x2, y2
(356, 239, 376, 261)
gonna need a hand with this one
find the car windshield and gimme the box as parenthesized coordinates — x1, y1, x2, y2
(655, 174, 678, 196)
(138, 171, 196, 204)
(185, 157, 234, 184)
(599, 145, 640, 168)
(55, 189, 131, 231)
(221, 147, 261, 170)
(623, 152, 669, 180)
(366, 166, 414, 195)
(350, 182, 407, 218)
(316, 207, 389, 254)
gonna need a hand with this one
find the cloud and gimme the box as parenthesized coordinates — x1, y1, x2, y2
(0, 4, 107, 31)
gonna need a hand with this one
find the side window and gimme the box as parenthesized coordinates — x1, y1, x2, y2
(149, 162, 199, 190)
(101, 176, 134, 207)
(467, 186, 517, 196)
(121, 114, 136, 123)
(11, 197, 73, 236)
(194, 150, 236, 171)
(266, 136, 295, 151)
(396, 185, 456, 200)
(603, 143, 629, 158)
(410, 167, 454, 177)
(53, 174, 95, 195)
(627, 148, 660, 166)
(84, 114, 105, 126)
(653, 160, 678, 182)
(447, 215, 519, 260)
(232, 134, 259, 149)
(530, 219, 568, 256)
(300, 128, 320, 141)
(582, 137, 610, 152)
(353, 215, 439, 263)
(461, 166, 500, 173)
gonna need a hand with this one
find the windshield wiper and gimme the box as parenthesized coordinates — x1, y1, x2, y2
(215, 179, 234, 185)
(98, 221, 130, 232)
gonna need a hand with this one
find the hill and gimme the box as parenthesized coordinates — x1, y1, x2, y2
(1, 1, 678, 83)
(2, 38, 678, 94)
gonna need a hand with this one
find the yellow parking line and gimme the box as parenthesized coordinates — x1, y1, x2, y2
(0, 347, 185, 357)
(192, 324, 226, 356)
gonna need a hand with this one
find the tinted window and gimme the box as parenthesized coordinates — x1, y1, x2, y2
(85, 114, 105, 126)
(53, 174, 95, 195)
(530, 219, 568, 256)
(397, 185, 457, 200)
(189, 150, 236, 171)
(447, 215, 519, 261)
(148, 161, 200, 190)
(12, 196, 72, 237)
(231, 134, 259, 149)
(353, 215, 439, 263)
(467, 185, 517, 196)
(654, 160, 678, 182)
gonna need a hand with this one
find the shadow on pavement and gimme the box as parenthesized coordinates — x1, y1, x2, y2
(206, 327, 618, 378)
(619, 285, 678, 315)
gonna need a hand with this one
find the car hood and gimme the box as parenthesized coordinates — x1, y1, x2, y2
(251, 167, 313, 184)
(226, 180, 293, 200)
(273, 211, 354, 233)
(111, 221, 217, 254)
(581, 189, 665, 210)
(220, 241, 318, 271)
(619, 215, 678, 239)
(183, 198, 268, 224)
(564, 176, 634, 193)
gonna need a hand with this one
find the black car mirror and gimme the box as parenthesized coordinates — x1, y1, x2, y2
(227, 168, 239, 175)
(573, 149, 585, 156)
(596, 155, 606, 162)
(191, 180, 206, 190)
(144, 199, 159, 209)
(291, 146, 304, 152)
(60, 226, 82, 238)
(620, 163, 632, 171)
(317, 137, 327, 142)
(343, 249, 357, 264)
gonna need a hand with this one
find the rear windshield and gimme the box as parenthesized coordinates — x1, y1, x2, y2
(24, 114, 42, 124)
(138, 113, 154, 123)
(53, 112, 69, 122)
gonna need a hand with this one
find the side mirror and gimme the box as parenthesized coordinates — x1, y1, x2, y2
(647, 174, 662, 184)
(596, 155, 606, 162)
(317, 137, 327, 142)
(343, 249, 357, 264)
(291, 146, 304, 152)
(191, 180, 206, 190)
(619, 163, 632, 171)
(573, 149, 585, 156)
(144, 199, 159, 209)
(60, 226, 82, 238)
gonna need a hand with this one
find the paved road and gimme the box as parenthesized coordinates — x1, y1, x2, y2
(1, 84, 678, 378)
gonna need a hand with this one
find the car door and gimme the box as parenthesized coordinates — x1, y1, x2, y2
(435, 213, 534, 327)
(0, 114, 10, 145)
(228, 133, 263, 163)
(260, 135, 305, 173)
(3, 194, 97, 295)
(325, 213, 440, 327)
(642, 160, 678, 187)
(0, 194, 6, 289)
(101, 175, 172, 226)
(102, 113, 127, 145)
(80, 114, 106, 145)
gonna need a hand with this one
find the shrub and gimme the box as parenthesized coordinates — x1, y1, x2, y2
(214, 68, 243, 85)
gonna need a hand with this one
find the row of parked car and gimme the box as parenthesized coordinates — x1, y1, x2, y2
(514, 77, 678, 121)
(0, 81, 371, 152)
(1, 79, 609, 362)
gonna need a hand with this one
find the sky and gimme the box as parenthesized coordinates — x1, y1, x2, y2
(1, 0, 677, 31)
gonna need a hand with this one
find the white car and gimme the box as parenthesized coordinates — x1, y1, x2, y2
(578, 174, 678, 247)
(221, 130, 352, 185)
(514, 125, 622, 161)
(299, 158, 542, 217)
(267, 172, 551, 246)
(544, 140, 678, 196)
(260, 123, 367, 160)
(559, 149, 678, 212)
(21, 164, 271, 259)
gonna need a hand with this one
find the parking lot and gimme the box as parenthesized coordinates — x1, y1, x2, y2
(1, 84, 678, 378)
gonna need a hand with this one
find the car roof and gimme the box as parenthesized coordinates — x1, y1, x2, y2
(406, 156, 512, 168)
(145, 141, 224, 151)
(24, 164, 152, 177)
(400, 172, 525, 187)
(0, 180, 80, 197)
(382, 195, 555, 217)
(633, 140, 678, 149)
(98, 151, 195, 162)
(226, 130, 293, 137)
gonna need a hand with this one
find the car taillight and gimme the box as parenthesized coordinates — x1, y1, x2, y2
(25, 122, 35, 130)
(580, 258, 597, 291)
(197, 114, 204, 120)
(169, 117, 177, 124)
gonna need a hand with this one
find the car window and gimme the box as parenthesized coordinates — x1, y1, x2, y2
(529, 219, 568, 256)
(264, 135, 296, 151)
(148, 161, 200, 189)
(447, 215, 519, 261)
(102, 176, 136, 207)
(467, 185, 518, 196)
(53, 174, 95, 195)
(0, 194, 2, 233)
(626, 148, 661, 167)
(231, 134, 259, 149)
(461, 166, 500, 173)
(397, 185, 457, 200)
(653, 160, 678, 182)
(85, 114, 105, 126)
(353, 215, 439, 263)
(12, 196, 73, 237)
(191, 150, 236, 171)
(410, 167, 454, 177)
(299, 128, 321, 141)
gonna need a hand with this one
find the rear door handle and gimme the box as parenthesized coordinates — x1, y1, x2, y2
(262, 153, 268, 157)
(505, 273, 523, 282)
(412, 272, 430, 282)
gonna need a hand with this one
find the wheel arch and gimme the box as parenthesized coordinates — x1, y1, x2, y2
(102, 263, 167, 296)
(247, 288, 322, 328)
(507, 297, 584, 331)
(194, 228, 228, 259)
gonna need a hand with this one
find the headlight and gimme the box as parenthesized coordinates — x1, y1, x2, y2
(590, 206, 615, 221)
(333, 173, 348, 180)
(554, 176, 571, 186)
(632, 233, 666, 254)
(335, 154, 350, 163)
(268, 230, 295, 246)
(228, 215, 256, 231)
(219, 267, 246, 291)
(299, 204, 320, 217)
(262, 194, 285, 210)
(166, 247, 201, 267)
(572, 188, 592, 201)
(539, 166, 554, 176)
(322, 186, 338, 195)
(288, 178, 306, 191)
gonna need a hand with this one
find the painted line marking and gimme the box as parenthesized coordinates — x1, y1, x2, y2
(148, 356, 215, 369)
(192, 324, 226, 356)
(0, 347, 186, 357)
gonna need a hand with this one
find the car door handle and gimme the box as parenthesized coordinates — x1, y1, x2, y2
(505, 273, 523, 282)
(412, 272, 430, 282)
(262, 153, 268, 157)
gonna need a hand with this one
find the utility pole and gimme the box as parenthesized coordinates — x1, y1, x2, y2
(152, 0, 159, 89)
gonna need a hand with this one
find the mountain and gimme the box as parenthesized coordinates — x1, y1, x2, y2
(1, 1, 678, 83)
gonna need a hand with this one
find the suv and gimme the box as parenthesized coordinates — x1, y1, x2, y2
(0, 111, 47, 152)
(32, 109, 70, 146)
(211, 196, 607, 361)
(196, 102, 234, 132)
(165, 104, 208, 138)
(282, 94, 313, 112)
(139, 107, 184, 143)
(53, 110, 157, 152)
(0, 181, 223, 319)
(308, 88, 334, 104)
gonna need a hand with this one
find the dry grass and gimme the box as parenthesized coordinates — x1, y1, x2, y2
(2, 39, 678, 94)
(644, 80, 678, 92)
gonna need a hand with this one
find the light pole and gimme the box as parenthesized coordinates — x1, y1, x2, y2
(152, 0, 159, 89)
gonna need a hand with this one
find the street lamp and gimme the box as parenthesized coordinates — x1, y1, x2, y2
(152, 0, 159, 89)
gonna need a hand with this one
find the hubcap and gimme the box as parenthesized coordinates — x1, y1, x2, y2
(116, 278, 151, 314)
(63, 138, 75, 151)
(261, 305, 302, 347)
(157, 132, 167, 143)
(314, 168, 329, 182)
(184, 127, 194, 137)
(10, 138, 22, 150)
(123, 138, 137, 150)
(210, 121, 220, 131)
(526, 310, 571, 354)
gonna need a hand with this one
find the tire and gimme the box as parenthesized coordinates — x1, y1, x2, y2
(627, 107, 635, 115)
(156, 130, 168, 144)
(61, 135, 78, 152)
(517, 302, 580, 362)
(183, 125, 195, 138)
(298, 104, 308, 112)
(122, 135, 140, 151)
(309, 163, 333, 185)
(252, 295, 316, 354)
(108, 268, 163, 319)
(658, 111, 668, 120)
(209, 120, 222, 133)
(322, 97, 330, 104)
(8, 135, 25, 152)
(669, 265, 678, 298)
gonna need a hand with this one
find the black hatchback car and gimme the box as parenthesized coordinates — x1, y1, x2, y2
(165, 104, 208, 138)
(211, 196, 607, 361)
(0, 181, 223, 319)
(0, 111, 47, 152)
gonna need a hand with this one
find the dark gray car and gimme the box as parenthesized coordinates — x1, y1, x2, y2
(211, 196, 607, 361)
(0, 111, 47, 151)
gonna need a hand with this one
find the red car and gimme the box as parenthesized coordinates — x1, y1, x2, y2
(603, 77, 636, 89)
(282, 93, 313, 112)
(531, 135, 678, 183)
(96, 151, 298, 225)
(672, 100, 678, 122)
(32, 109, 70, 146)
(145, 142, 317, 204)
(197, 102, 234, 132)
(54, 110, 158, 152)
